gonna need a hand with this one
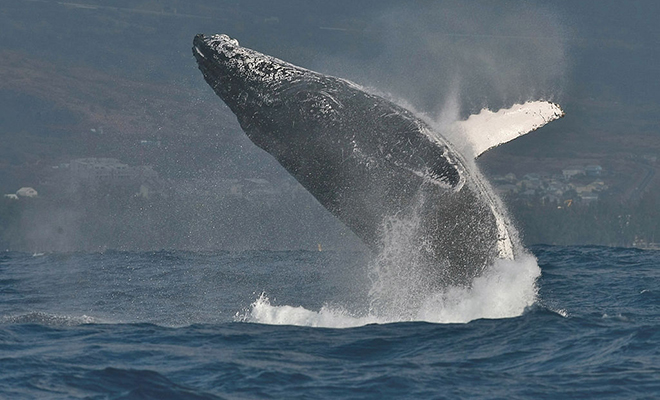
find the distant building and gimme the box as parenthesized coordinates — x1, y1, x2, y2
(16, 187, 38, 198)
(585, 165, 603, 177)
(586, 180, 608, 192)
(573, 184, 593, 195)
(580, 193, 599, 204)
(542, 194, 561, 204)
(563, 166, 585, 180)
(504, 173, 517, 183)
(523, 173, 541, 181)
(242, 178, 278, 199)
(546, 181, 567, 196)
(517, 179, 541, 191)
(495, 184, 518, 195)
(642, 154, 657, 164)
(69, 158, 130, 182)
(66, 158, 158, 185)
(491, 167, 609, 205)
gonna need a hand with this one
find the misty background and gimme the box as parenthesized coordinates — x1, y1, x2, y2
(1, 0, 660, 252)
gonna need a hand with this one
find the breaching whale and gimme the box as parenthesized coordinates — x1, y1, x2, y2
(193, 34, 563, 287)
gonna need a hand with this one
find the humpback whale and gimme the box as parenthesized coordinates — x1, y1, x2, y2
(193, 34, 563, 287)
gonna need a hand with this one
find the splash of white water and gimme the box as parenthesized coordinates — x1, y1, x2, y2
(239, 101, 551, 328)
(240, 254, 539, 328)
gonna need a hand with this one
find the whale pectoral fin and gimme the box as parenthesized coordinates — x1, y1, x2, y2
(453, 101, 564, 158)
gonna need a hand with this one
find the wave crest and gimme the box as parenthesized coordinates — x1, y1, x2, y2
(3, 312, 99, 326)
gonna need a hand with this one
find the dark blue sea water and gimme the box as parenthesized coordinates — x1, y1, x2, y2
(1, 245, 659, 399)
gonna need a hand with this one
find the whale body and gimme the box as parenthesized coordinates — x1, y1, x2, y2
(193, 33, 563, 287)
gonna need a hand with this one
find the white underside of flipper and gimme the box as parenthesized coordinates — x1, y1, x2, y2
(439, 101, 564, 260)
(454, 101, 564, 158)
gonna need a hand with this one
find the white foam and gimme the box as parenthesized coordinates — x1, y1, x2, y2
(415, 254, 540, 323)
(238, 294, 380, 328)
(239, 254, 540, 328)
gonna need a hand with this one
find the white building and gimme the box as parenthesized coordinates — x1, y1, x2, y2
(16, 187, 38, 197)
(562, 166, 586, 180)
(67, 158, 157, 185)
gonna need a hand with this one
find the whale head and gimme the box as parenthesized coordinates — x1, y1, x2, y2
(193, 34, 305, 112)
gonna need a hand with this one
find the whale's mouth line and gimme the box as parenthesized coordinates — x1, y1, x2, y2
(193, 34, 216, 61)
(193, 46, 206, 59)
(193, 37, 232, 86)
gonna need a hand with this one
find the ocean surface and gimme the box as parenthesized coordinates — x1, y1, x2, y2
(1, 245, 659, 399)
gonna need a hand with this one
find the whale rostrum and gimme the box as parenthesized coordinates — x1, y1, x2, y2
(193, 33, 564, 286)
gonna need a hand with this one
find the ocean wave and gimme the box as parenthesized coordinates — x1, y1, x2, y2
(2, 312, 100, 326)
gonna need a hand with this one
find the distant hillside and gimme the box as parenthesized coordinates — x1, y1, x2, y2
(0, 50, 284, 192)
(2, 0, 660, 249)
(2, 0, 659, 196)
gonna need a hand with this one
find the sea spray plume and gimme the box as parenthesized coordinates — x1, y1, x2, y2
(241, 253, 542, 327)
(434, 3, 566, 111)
(314, 1, 568, 116)
(193, 34, 563, 293)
